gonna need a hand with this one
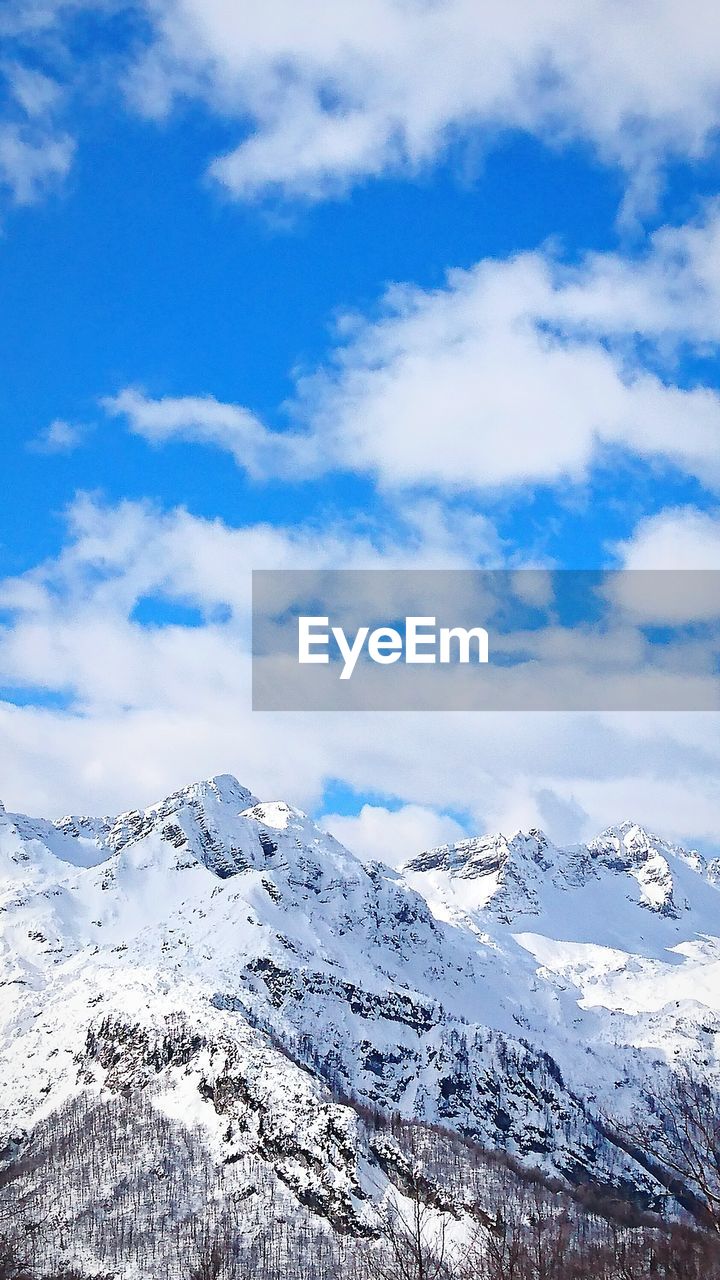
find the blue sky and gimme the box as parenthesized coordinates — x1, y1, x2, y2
(3, 130, 628, 570)
(1, 1, 720, 861)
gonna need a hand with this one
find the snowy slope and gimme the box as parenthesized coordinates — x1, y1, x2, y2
(401, 820, 720, 1102)
(2, 777, 720, 1251)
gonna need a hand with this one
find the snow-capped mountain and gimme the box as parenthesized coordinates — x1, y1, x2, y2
(401, 820, 718, 928)
(2, 776, 720, 1270)
(401, 819, 720, 1090)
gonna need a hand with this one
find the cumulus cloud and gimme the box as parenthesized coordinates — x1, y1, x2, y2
(117, 0, 720, 213)
(298, 211, 720, 494)
(3, 0, 720, 233)
(5, 1, 720, 213)
(320, 804, 468, 868)
(617, 507, 720, 571)
(0, 494, 719, 860)
(0, 490, 502, 711)
(107, 204, 720, 497)
(606, 506, 720, 624)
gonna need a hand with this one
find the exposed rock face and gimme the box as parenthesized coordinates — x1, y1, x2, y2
(403, 819, 710, 924)
(2, 775, 720, 1265)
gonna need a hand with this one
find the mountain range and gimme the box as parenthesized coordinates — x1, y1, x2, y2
(2, 774, 720, 1275)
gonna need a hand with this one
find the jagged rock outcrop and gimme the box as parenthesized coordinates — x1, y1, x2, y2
(2, 774, 719, 1265)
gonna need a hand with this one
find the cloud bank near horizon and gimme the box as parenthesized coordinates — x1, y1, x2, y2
(3, 0, 720, 863)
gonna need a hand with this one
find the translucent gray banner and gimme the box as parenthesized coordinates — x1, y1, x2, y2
(252, 570, 720, 711)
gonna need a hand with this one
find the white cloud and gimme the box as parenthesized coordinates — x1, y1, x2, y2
(0, 491, 503, 706)
(4, 2, 720, 214)
(320, 804, 468, 868)
(103, 388, 316, 480)
(108, 204, 720, 497)
(617, 507, 720, 571)
(0, 121, 74, 204)
(300, 233, 720, 495)
(607, 506, 720, 624)
(0, 495, 719, 862)
(5, 2, 720, 216)
(0, 54, 75, 209)
(121, 0, 720, 210)
(29, 418, 86, 453)
(3, 61, 63, 117)
(474, 755, 720, 855)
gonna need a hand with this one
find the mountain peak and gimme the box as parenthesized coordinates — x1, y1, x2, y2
(153, 773, 259, 814)
(590, 820, 702, 863)
(589, 819, 706, 887)
(240, 799, 296, 830)
(188, 773, 255, 803)
(596, 819, 657, 841)
(402, 826, 551, 879)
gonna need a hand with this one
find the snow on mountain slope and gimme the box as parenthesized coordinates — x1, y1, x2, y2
(402, 820, 720, 937)
(400, 819, 720, 1102)
(3, 776, 720, 1246)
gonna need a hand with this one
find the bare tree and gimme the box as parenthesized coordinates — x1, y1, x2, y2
(189, 1235, 228, 1280)
(363, 1166, 456, 1280)
(609, 1067, 720, 1234)
(0, 1236, 33, 1280)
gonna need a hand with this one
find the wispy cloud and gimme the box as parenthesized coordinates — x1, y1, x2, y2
(0, 121, 74, 205)
(103, 388, 317, 480)
(29, 418, 86, 454)
(0, 54, 74, 209)
(3, 60, 63, 117)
